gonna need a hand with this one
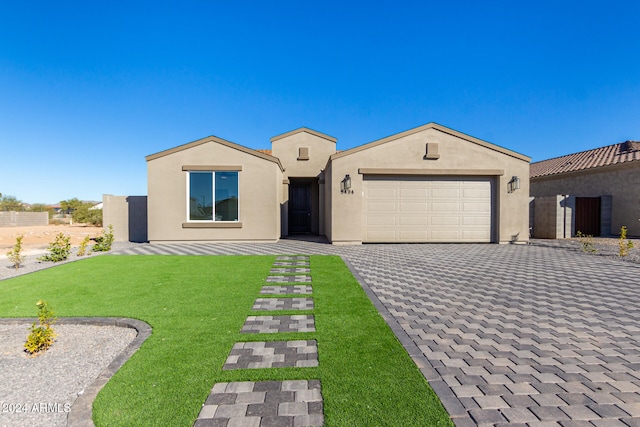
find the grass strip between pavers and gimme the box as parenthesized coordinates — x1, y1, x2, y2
(0, 255, 452, 426)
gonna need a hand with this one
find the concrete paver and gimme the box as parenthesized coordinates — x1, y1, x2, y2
(116, 240, 640, 426)
(260, 285, 313, 295)
(252, 298, 314, 311)
(195, 380, 323, 427)
(266, 275, 312, 283)
(240, 315, 316, 334)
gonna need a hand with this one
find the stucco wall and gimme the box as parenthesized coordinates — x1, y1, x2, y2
(531, 163, 640, 236)
(325, 126, 530, 244)
(272, 129, 336, 236)
(102, 195, 129, 241)
(272, 130, 335, 179)
(103, 195, 148, 242)
(147, 139, 282, 242)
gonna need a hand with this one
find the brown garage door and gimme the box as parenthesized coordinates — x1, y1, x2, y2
(362, 175, 493, 242)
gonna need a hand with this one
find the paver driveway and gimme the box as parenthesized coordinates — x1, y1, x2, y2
(118, 241, 640, 426)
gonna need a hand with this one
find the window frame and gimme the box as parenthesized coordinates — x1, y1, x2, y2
(185, 169, 240, 223)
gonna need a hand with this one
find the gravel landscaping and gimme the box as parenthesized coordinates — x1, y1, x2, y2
(0, 323, 136, 427)
(1, 239, 145, 427)
(529, 236, 640, 264)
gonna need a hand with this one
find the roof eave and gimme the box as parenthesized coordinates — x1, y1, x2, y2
(531, 159, 640, 180)
(270, 127, 337, 143)
(146, 135, 284, 171)
(329, 122, 531, 162)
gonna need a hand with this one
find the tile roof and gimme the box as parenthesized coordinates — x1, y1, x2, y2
(530, 141, 640, 178)
(255, 149, 272, 156)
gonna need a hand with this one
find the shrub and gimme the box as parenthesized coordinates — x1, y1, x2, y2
(38, 232, 71, 262)
(619, 226, 634, 257)
(6, 234, 26, 269)
(93, 224, 114, 252)
(77, 235, 91, 257)
(24, 300, 57, 355)
(73, 205, 103, 226)
(576, 231, 597, 253)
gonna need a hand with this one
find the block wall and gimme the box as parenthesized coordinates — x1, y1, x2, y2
(0, 211, 48, 227)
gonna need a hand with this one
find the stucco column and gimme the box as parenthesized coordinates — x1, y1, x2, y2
(318, 178, 325, 236)
(281, 179, 290, 237)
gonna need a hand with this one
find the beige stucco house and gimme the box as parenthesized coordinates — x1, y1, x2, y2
(530, 140, 640, 238)
(143, 123, 531, 244)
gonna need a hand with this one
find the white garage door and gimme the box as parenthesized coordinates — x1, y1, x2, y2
(363, 175, 493, 242)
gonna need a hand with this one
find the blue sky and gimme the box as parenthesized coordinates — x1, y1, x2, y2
(1, 1, 639, 204)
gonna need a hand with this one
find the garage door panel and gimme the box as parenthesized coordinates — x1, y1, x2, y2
(399, 202, 427, 212)
(363, 175, 493, 243)
(431, 229, 461, 240)
(368, 188, 397, 198)
(462, 216, 491, 226)
(399, 188, 428, 198)
(399, 230, 428, 240)
(366, 216, 396, 226)
(431, 180, 460, 187)
(432, 188, 460, 198)
(365, 230, 397, 241)
(399, 216, 429, 225)
(432, 202, 460, 212)
(366, 201, 397, 212)
(463, 188, 491, 198)
(430, 216, 460, 226)
(463, 202, 491, 212)
(462, 230, 491, 240)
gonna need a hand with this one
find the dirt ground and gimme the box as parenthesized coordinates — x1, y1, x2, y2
(0, 224, 104, 253)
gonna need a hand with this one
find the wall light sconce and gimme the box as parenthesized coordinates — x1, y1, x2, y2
(507, 176, 521, 193)
(341, 174, 353, 194)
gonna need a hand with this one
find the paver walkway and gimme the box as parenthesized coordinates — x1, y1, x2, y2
(195, 254, 323, 426)
(117, 241, 640, 426)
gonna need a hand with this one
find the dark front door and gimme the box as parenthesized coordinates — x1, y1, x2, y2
(289, 181, 311, 233)
(575, 197, 601, 236)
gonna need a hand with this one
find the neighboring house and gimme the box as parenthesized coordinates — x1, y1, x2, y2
(142, 122, 530, 244)
(530, 140, 640, 238)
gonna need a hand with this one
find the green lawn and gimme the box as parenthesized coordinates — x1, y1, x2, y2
(0, 255, 452, 426)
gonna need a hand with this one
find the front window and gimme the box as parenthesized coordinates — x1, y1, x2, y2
(188, 171, 239, 221)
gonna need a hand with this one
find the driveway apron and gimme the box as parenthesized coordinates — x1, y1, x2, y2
(117, 242, 640, 426)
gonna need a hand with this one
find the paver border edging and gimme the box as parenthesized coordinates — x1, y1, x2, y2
(341, 258, 474, 427)
(0, 317, 152, 427)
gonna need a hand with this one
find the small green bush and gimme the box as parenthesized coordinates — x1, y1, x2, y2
(619, 226, 634, 257)
(576, 231, 597, 253)
(24, 300, 57, 355)
(77, 235, 91, 257)
(7, 234, 26, 269)
(38, 232, 71, 262)
(93, 224, 114, 252)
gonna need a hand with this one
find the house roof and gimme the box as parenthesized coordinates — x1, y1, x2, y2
(270, 127, 337, 143)
(329, 122, 531, 162)
(146, 135, 283, 171)
(530, 141, 640, 179)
